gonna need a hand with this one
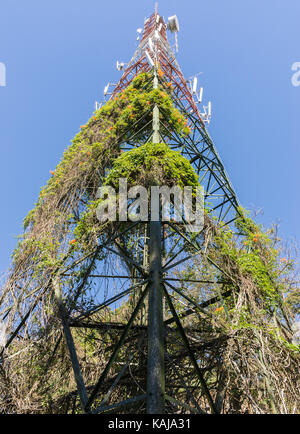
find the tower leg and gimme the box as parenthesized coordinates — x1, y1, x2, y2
(147, 220, 165, 413)
(53, 277, 88, 412)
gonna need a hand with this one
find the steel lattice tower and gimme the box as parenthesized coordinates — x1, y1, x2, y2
(1, 9, 242, 414)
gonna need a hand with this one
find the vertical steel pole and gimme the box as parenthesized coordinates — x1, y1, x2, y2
(147, 220, 165, 413)
(146, 68, 165, 413)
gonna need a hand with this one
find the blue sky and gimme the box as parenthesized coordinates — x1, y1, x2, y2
(0, 0, 299, 272)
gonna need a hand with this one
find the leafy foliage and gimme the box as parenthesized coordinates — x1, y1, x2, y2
(1, 71, 299, 415)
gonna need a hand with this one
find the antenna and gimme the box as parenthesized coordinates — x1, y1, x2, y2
(104, 83, 110, 96)
(3, 11, 262, 419)
(136, 27, 143, 41)
(198, 87, 203, 103)
(95, 101, 102, 111)
(208, 101, 212, 117)
(167, 15, 179, 33)
(148, 37, 154, 53)
(116, 61, 125, 71)
(167, 15, 179, 52)
(200, 101, 212, 124)
(153, 30, 160, 40)
(145, 49, 154, 67)
(187, 73, 204, 100)
(192, 77, 198, 94)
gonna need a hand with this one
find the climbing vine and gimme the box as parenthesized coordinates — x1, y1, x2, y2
(1, 69, 299, 415)
(14, 72, 191, 275)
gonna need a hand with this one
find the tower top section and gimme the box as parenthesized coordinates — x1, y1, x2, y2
(142, 12, 168, 43)
(104, 10, 211, 127)
(132, 10, 180, 71)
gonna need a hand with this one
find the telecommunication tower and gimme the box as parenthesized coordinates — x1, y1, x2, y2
(1, 9, 242, 414)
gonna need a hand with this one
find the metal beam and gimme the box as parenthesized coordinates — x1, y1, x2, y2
(53, 277, 88, 412)
(85, 283, 150, 412)
(163, 284, 217, 414)
(93, 394, 147, 414)
(147, 69, 165, 414)
(147, 220, 165, 414)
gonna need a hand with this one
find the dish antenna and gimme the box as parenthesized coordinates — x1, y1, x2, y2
(167, 15, 179, 33)
(167, 15, 179, 52)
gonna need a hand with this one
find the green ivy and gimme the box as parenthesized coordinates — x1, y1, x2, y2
(23, 72, 190, 231)
(105, 142, 199, 189)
